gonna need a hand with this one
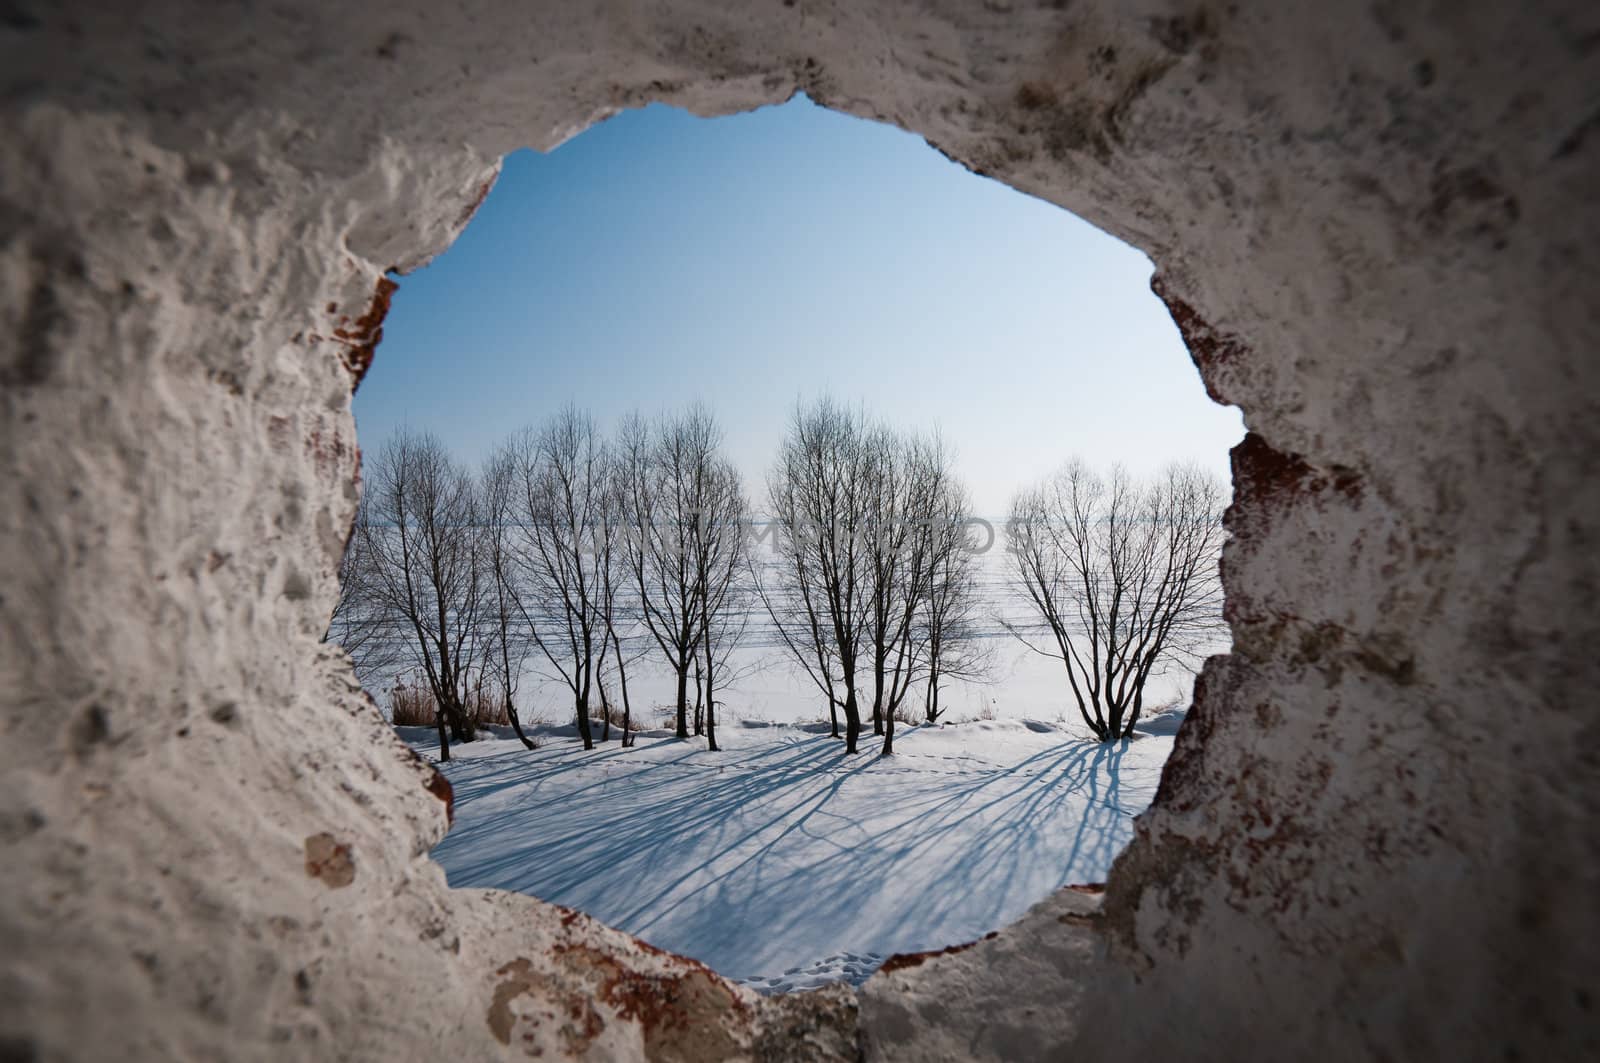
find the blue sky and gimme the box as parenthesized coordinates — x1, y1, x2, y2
(354, 96, 1242, 516)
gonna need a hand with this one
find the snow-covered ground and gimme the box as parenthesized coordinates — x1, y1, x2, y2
(403, 709, 1182, 990)
(502, 631, 1201, 731)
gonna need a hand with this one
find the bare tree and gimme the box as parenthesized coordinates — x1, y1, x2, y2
(759, 399, 875, 753)
(751, 526, 844, 739)
(919, 494, 991, 723)
(864, 431, 961, 756)
(688, 448, 750, 752)
(360, 430, 485, 760)
(759, 405, 969, 756)
(618, 414, 686, 738)
(619, 407, 744, 744)
(1003, 461, 1225, 742)
(594, 447, 645, 748)
(481, 447, 537, 749)
(861, 426, 906, 740)
(508, 409, 607, 751)
(323, 493, 407, 690)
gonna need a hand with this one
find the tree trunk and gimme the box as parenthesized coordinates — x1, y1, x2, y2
(1068, 686, 1107, 743)
(436, 617, 473, 743)
(443, 689, 472, 743)
(842, 686, 862, 755)
(692, 657, 704, 736)
(505, 695, 535, 750)
(575, 694, 594, 750)
(445, 693, 466, 741)
(703, 620, 718, 752)
(881, 694, 895, 756)
(674, 664, 689, 739)
(1122, 688, 1144, 740)
(435, 705, 451, 763)
(1105, 699, 1122, 743)
(872, 659, 886, 736)
(829, 698, 840, 738)
(612, 630, 634, 749)
(599, 683, 612, 743)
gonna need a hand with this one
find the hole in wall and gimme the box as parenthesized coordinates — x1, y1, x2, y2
(333, 96, 1243, 992)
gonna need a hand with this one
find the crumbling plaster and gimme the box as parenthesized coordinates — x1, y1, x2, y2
(2, 1, 1596, 1060)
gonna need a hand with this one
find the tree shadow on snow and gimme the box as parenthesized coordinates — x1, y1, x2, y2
(429, 730, 1142, 979)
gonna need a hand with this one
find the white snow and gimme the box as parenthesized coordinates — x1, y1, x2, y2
(405, 717, 1175, 990)
(1131, 702, 1189, 736)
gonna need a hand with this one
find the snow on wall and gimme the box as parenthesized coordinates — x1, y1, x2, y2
(2, 1, 1596, 1060)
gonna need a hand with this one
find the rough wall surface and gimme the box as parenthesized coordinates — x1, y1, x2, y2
(2, 1, 1596, 1060)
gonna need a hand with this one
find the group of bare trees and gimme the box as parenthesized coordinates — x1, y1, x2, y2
(755, 402, 1225, 752)
(328, 399, 1227, 757)
(757, 400, 989, 756)
(328, 406, 752, 760)
(355, 432, 490, 759)
(615, 411, 751, 751)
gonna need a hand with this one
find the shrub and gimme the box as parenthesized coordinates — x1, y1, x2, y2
(390, 683, 436, 727)
(597, 702, 631, 730)
(390, 682, 512, 729)
(466, 685, 509, 727)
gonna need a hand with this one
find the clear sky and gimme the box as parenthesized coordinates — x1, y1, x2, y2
(353, 96, 1242, 517)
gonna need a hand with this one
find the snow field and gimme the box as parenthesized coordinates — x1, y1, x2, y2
(405, 712, 1180, 988)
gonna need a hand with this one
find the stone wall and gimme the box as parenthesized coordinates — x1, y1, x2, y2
(2, 1, 1594, 1059)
